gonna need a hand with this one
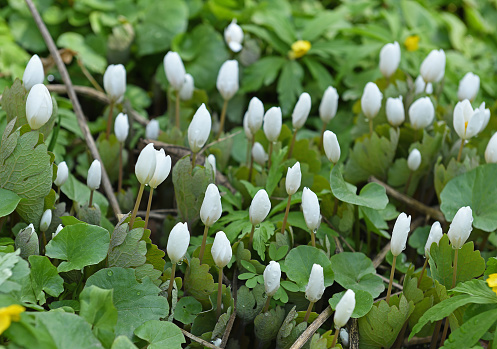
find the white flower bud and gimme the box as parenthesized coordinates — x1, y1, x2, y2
(224, 19, 244, 53)
(23, 54, 44, 91)
(453, 99, 484, 140)
(87, 159, 102, 190)
(447, 206, 473, 249)
(458, 72, 480, 101)
(163, 51, 186, 91)
(200, 183, 222, 227)
(146, 119, 160, 140)
(188, 104, 212, 153)
(386, 96, 405, 127)
(305, 264, 325, 303)
(249, 189, 271, 226)
(379, 42, 401, 78)
(285, 162, 301, 196)
(103, 64, 126, 103)
(323, 130, 340, 164)
(390, 212, 411, 256)
(114, 113, 129, 143)
(217, 60, 239, 100)
(263, 261, 281, 297)
(302, 187, 321, 232)
(207, 154, 216, 175)
(53, 224, 63, 239)
(361, 82, 382, 120)
(292, 92, 311, 130)
(148, 149, 171, 189)
(252, 142, 268, 166)
(420, 49, 445, 83)
(407, 149, 421, 171)
(485, 133, 497, 164)
(340, 329, 349, 348)
(414, 75, 433, 95)
(263, 107, 282, 143)
(179, 74, 195, 101)
(135, 143, 157, 185)
(54, 161, 69, 187)
(247, 97, 264, 135)
(334, 289, 356, 329)
(425, 221, 443, 257)
(26, 84, 53, 130)
(40, 209, 52, 232)
(211, 231, 232, 268)
(409, 97, 434, 130)
(319, 86, 339, 124)
(243, 112, 253, 140)
(166, 222, 190, 264)
(476, 102, 491, 133)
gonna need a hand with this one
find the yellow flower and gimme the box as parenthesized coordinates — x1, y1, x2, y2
(487, 273, 497, 294)
(0, 304, 25, 335)
(289, 40, 311, 59)
(404, 35, 420, 52)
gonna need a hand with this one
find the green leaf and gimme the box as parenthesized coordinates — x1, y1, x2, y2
(452, 279, 497, 302)
(173, 296, 202, 325)
(57, 32, 106, 73)
(1, 79, 27, 131)
(428, 235, 485, 288)
(330, 165, 388, 209)
(277, 61, 304, 114)
(46, 223, 110, 273)
(0, 188, 21, 218)
(134, 320, 185, 349)
(253, 221, 276, 260)
(79, 285, 118, 348)
(108, 223, 147, 268)
(330, 252, 385, 298)
(184, 257, 216, 306)
(236, 284, 266, 323)
(301, 9, 349, 41)
(0, 250, 30, 295)
(276, 306, 307, 349)
(111, 336, 138, 349)
(329, 289, 373, 318)
(28, 255, 64, 305)
(241, 57, 286, 93)
(85, 267, 169, 338)
(265, 148, 286, 197)
(434, 156, 478, 201)
(283, 245, 334, 292)
(252, 10, 296, 45)
(444, 308, 497, 348)
(254, 306, 286, 342)
(440, 164, 497, 232)
(61, 174, 109, 216)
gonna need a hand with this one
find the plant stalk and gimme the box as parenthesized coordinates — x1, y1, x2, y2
(404, 170, 413, 195)
(287, 129, 298, 159)
(248, 138, 255, 182)
(144, 187, 154, 230)
(56, 186, 61, 204)
(280, 195, 292, 235)
(216, 99, 229, 139)
(457, 140, 464, 162)
(117, 142, 123, 193)
(417, 258, 428, 288)
(331, 327, 340, 348)
(386, 255, 397, 304)
(129, 183, 145, 228)
(105, 101, 114, 140)
(263, 296, 272, 313)
(41, 231, 47, 255)
(310, 229, 316, 247)
(167, 263, 177, 298)
(268, 142, 273, 170)
(303, 301, 314, 322)
(369, 118, 373, 136)
(319, 122, 327, 151)
(89, 189, 94, 208)
(430, 320, 443, 349)
(175, 90, 180, 129)
(440, 249, 459, 346)
(248, 224, 256, 250)
(198, 225, 210, 264)
(217, 267, 223, 319)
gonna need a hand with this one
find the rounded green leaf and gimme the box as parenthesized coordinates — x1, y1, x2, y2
(173, 296, 202, 324)
(0, 189, 21, 218)
(328, 289, 373, 318)
(134, 320, 185, 349)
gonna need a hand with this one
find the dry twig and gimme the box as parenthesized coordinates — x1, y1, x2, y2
(289, 306, 334, 349)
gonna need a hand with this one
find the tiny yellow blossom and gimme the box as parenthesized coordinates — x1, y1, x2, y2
(0, 304, 25, 334)
(404, 35, 420, 52)
(289, 40, 311, 59)
(487, 273, 497, 294)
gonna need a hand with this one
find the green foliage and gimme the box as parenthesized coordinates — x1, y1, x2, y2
(277, 306, 307, 349)
(443, 308, 497, 349)
(236, 284, 266, 323)
(174, 296, 202, 325)
(329, 289, 373, 318)
(28, 255, 64, 305)
(254, 306, 286, 343)
(184, 257, 216, 305)
(134, 320, 185, 349)
(0, 188, 21, 218)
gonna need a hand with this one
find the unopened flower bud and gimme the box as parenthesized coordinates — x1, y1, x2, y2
(407, 149, 421, 171)
(458, 72, 480, 101)
(485, 133, 497, 164)
(409, 97, 434, 130)
(334, 289, 356, 329)
(361, 82, 382, 120)
(103, 64, 126, 103)
(179, 74, 195, 101)
(302, 187, 321, 232)
(26, 84, 53, 130)
(53, 224, 63, 239)
(252, 142, 268, 166)
(319, 87, 339, 124)
(243, 112, 253, 140)
(292, 92, 311, 130)
(114, 113, 129, 143)
(146, 119, 160, 140)
(379, 42, 401, 78)
(40, 209, 52, 232)
(425, 221, 443, 257)
(447, 206, 473, 249)
(263, 261, 281, 297)
(247, 97, 264, 135)
(135, 143, 156, 185)
(386, 96, 405, 127)
(211, 231, 232, 268)
(54, 161, 68, 187)
(323, 130, 340, 164)
(207, 154, 216, 175)
(249, 189, 271, 226)
(188, 104, 212, 153)
(390, 212, 411, 256)
(217, 60, 239, 100)
(420, 49, 445, 83)
(15, 224, 39, 259)
(167, 222, 190, 264)
(87, 159, 102, 190)
(23, 54, 44, 91)
(285, 162, 301, 196)
(200, 183, 222, 227)
(263, 107, 282, 142)
(148, 149, 171, 189)
(163, 51, 186, 91)
(305, 264, 325, 303)
(224, 19, 244, 53)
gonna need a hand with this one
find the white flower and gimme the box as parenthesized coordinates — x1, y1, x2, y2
(103, 64, 126, 103)
(217, 60, 239, 100)
(334, 289, 356, 329)
(87, 159, 102, 190)
(361, 82, 382, 120)
(263, 107, 282, 143)
(224, 19, 244, 53)
(453, 99, 483, 140)
(458, 72, 480, 101)
(414, 75, 433, 95)
(420, 49, 445, 83)
(305, 264, 325, 303)
(302, 187, 321, 232)
(476, 102, 491, 133)
(249, 189, 271, 226)
(425, 221, 443, 257)
(292, 92, 311, 130)
(54, 161, 68, 187)
(26, 83, 53, 130)
(243, 112, 252, 140)
(379, 42, 401, 78)
(323, 130, 340, 164)
(200, 183, 223, 227)
(409, 97, 434, 130)
(485, 133, 497, 164)
(188, 104, 212, 153)
(319, 87, 339, 124)
(53, 224, 63, 239)
(114, 113, 129, 143)
(207, 154, 216, 175)
(447, 206, 473, 249)
(167, 222, 190, 264)
(146, 119, 160, 140)
(252, 142, 268, 166)
(263, 261, 281, 297)
(211, 231, 232, 268)
(340, 329, 349, 348)
(390, 212, 411, 256)
(23, 54, 44, 91)
(407, 149, 421, 171)
(247, 97, 264, 135)
(148, 149, 171, 189)
(285, 162, 301, 196)
(40, 209, 52, 232)
(163, 51, 186, 91)
(135, 143, 157, 185)
(179, 74, 195, 101)
(386, 96, 405, 127)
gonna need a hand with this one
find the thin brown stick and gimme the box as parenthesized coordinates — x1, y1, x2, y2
(76, 57, 104, 92)
(25, 1, 121, 218)
(310, 229, 316, 247)
(167, 263, 176, 298)
(88, 190, 94, 208)
(199, 225, 210, 264)
(303, 301, 314, 323)
(263, 296, 271, 313)
(430, 320, 443, 349)
(386, 255, 397, 304)
(216, 99, 229, 139)
(280, 195, 292, 235)
(220, 308, 236, 348)
(129, 183, 144, 228)
(457, 140, 464, 162)
(175, 90, 180, 129)
(117, 143, 123, 192)
(289, 306, 333, 349)
(331, 327, 339, 348)
(369, 119, 373, 135)
(180, 328, 221, 349)
(248, 224, 255, 249)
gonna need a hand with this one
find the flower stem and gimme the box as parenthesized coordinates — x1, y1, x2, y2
(88, 189, 94, 208)
(248, 224, 255, 250)
(440, 249, 459, 345)
(217, 267, 223, 319)
(144, 187, 154, 230)
(198, 225, 209, 264)
(311, 229, 316, 247)
(268, 142, 273, 170)
(263, 296, 272, 313)
(303, 301, 314, 322)
(319, 122, 327, 151)
(117, 142, 123, 193)
(386, 255, 397, 304)
(175, 90, 180, 129)
(129, 183, 145, 228)
(167, 263, 176, 299)
(280, 195, 292, 235)
(404, 170, 413, 195)
(369, 119, 373, 136)
(430, 320, 443, 349)
(191, 152, 197, 173)
(41, 231, 47, 255)
(216, 99, 229, 140)
(287, 129, 298, 159)
(417, 258, 428, 288)
(248, 138, 255, 182)
(331, 327, 340, 348)
(105, 101, 114, 140)
(457, 140, 464, 162)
